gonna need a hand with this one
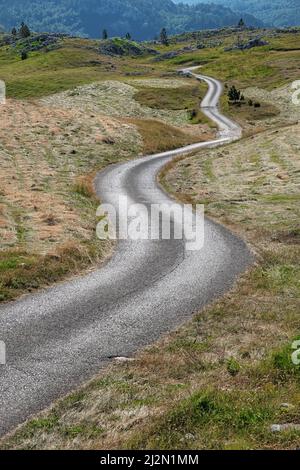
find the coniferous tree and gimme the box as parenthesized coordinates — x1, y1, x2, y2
(0, 2, 267, 40)
(228, 85, 241, 103)
(102, 29, 108, 40)
(125, 32, 131, 40)
(19, 22, 31, 38)
(21, 50, 28, 60)
(11, 27, 17, 36)
(238, 18, 245, 28)
(160, 27, 168, 46)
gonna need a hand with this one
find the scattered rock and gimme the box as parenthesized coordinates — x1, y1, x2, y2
(153, 51, 180, 61)
(48, 254, 61, 261)
(3, 32, 65, 53)
(114, 356, 135, 363)
(154, 46, 198, 62)
(99, 39, 157, 57)
(225, 37, 268, 52)
(125, 72, 143, 77)
(275, 28, 300, 35)
(44, 216, 58, 226)
(280, 403, 295, 410)
(102, 136, 115, 145)
(277, 172, 289, 180)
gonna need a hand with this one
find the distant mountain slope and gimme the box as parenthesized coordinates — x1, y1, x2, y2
(0, 0, 262, 39)
(176, 0, 300, 27)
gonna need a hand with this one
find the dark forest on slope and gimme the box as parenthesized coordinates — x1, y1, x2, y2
(178, 0, 300, 28)
(0, 0, 262, 39)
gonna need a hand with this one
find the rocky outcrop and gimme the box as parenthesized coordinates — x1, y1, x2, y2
(225, 37, 268, 51)
(99, 39, 158, 57)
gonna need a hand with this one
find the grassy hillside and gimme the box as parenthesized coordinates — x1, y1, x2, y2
(178, 0, 300, 28)
(0, 27, 299, 449)
(0, 0, 262, 40)
(0, 38, 118, 98)
(0, 32, 214, 301)
(0, 27, 299, 299)
(1, 28, 300, 100)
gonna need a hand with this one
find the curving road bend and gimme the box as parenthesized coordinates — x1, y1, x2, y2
(0, 69, 251, 437)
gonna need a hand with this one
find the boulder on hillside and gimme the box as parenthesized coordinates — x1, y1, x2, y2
(1, 32, 66, 52)
(99, 38, 158, 57)
(225, 37, 268, 51)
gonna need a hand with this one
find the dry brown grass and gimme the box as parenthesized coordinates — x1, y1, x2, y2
(134, 85, 202, 111)
(0, 240, 111, 302)
(162, 123, 300, 239)
(128, 118, 212, 155)
(41, 80, 190, 128)
(0, 98, 140, 300)
(0, 87, 211, 300)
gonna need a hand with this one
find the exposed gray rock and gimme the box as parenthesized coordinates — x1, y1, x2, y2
(280, 403, 295, 410)
(225, 37, 268, 52)
(1, 32, 65, 52)
(154, 51, 180, 61)
(154, 46, 198, 61)
(114, 356, 135, 363)
(99, 39, 157, 57)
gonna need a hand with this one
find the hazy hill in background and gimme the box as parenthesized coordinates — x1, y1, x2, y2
(0, 0, 262, 39)
(176, 0, 300, 27)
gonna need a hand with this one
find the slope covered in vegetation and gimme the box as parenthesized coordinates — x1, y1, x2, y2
(179, 0, 300, 28)
(0, 0, 262, 39)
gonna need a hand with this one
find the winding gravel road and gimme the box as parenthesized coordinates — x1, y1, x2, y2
(0, 69, 252, 437)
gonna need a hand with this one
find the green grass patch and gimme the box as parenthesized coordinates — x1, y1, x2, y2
(0, 241, 104, 302)
(134, 85, 202, 111)
(0, 40, 119, 98)
(126, 389, 277, 450)
(128, 118, 200, 155)
(221, 94, 280, 126)
(134, 82, 215, 126)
